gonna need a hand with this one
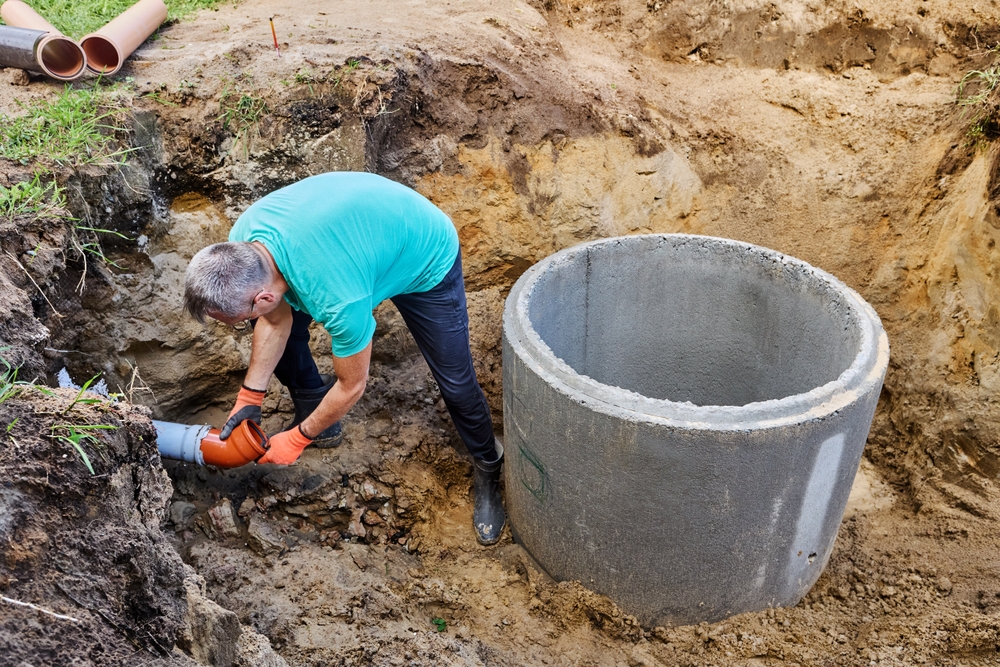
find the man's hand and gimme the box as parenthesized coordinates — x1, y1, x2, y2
(258, 426, 312, 465)
(221, 385, 266, 439)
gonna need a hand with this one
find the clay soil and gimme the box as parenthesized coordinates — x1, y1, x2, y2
(4, 0, 1000, 665)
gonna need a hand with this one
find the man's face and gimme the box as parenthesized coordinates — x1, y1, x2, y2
(208, 289, 282, 330)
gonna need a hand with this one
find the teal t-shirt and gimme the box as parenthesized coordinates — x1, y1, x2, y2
(229, 172, 460, 357)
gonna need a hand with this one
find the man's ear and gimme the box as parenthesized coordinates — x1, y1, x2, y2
(256, 290, 279, 306)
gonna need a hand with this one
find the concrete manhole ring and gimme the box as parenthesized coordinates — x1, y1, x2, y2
(502, 233, 889, 625)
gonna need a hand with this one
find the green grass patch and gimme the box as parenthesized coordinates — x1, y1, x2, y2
(0, 174, 68, 220)
(0, 348, 52, 405)
(50, 423, 117, 475)
(49, 373, 117, 474)
(0, 84, 133, 167)
(0, 1, 232, 40)
(957, 46, 1000, 148)
(0, 351, 27, 405)
(218, 77, 268, 157)
(74, 225, 129, 270)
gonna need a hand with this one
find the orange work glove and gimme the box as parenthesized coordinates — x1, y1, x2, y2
(220, 385, 265, 439)
(258, 425, 313, 465)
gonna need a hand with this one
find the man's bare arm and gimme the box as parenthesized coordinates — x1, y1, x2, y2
(244, 300, 293, 389)
(299, 341, 372, 437)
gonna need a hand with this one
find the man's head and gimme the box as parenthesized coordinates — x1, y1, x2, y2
(184, 242, 270, 324)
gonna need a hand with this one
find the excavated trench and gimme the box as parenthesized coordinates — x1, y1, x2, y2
(5, 0, 1000, 664)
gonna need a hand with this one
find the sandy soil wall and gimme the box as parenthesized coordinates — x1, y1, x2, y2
(3, 0, 1000, 664)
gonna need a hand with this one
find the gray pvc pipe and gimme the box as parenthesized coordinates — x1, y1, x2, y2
(0, 25, 46, 72)
(152, 420, 209, 465)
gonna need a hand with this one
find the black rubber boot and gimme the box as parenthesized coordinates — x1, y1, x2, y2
(473, 440, 506, 545)
(287, 374, 343, 448)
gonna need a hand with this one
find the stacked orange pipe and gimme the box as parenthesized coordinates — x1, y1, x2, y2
(81, 0, 167, 75)
(0, 0, 85, 80)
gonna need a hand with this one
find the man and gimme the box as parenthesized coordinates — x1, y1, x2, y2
(183, 172, 505, 545)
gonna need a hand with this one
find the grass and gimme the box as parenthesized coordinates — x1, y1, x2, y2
(50, 423, 117, 475)
(1, 348, 115, 475)
(0, 348, 54, 405)
(957, 45, 1000, 148)
(330, 58, 361, 89)
(295, 68, 317, 96)
(49, 372, 117, 475)
(295, 68, 316, 84)
(0, 84, 133, 167)
(0, 85, 136, 291)
(71, 225, 130, 293)
(0, 175, 68, 220)
(0, 352, 27, 405)
(60, 373, 105, 415)
(218, 77, 268, 157)
(0, 1, 233, 40)
(142, 90, 178, 107)
(0, 177, 128, 292)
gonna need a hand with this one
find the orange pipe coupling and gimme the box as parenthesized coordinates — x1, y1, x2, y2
(153, 419, 268, 468)
(80, 0, 167, 75)
(0, 0, 86, 80)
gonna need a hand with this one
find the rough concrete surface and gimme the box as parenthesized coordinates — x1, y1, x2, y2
(503, 234, 889, 625)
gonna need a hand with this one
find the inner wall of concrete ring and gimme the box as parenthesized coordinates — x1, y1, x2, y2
(502, 234, 889, 626)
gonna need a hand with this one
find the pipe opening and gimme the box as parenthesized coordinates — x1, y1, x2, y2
(527, 236, 861, 407)
(80, 35, 120, 73)
(37, 36, 85, 79)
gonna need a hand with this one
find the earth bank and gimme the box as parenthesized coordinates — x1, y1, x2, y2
(2, 0, 1000, 665)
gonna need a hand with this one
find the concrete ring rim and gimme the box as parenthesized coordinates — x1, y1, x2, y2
(504, 233, 890, 431)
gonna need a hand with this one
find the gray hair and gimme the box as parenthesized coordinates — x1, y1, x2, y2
(184, 242, 268, 323)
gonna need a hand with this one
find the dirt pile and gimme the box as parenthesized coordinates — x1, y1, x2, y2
(0, 386, 288, 666)
(0, 388, 188, 664)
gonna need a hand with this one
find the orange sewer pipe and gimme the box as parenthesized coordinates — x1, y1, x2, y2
(80, 0, 167, 75)
(153, 419, 268, 468)
(0, 0, 86, 80)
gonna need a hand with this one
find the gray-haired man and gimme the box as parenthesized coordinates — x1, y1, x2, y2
(183, 172, 505, 545)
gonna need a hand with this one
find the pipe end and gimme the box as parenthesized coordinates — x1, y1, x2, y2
(80, 34, 121, 75)
(37, 35, 86, 80)
(199, 420, 268, 468)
